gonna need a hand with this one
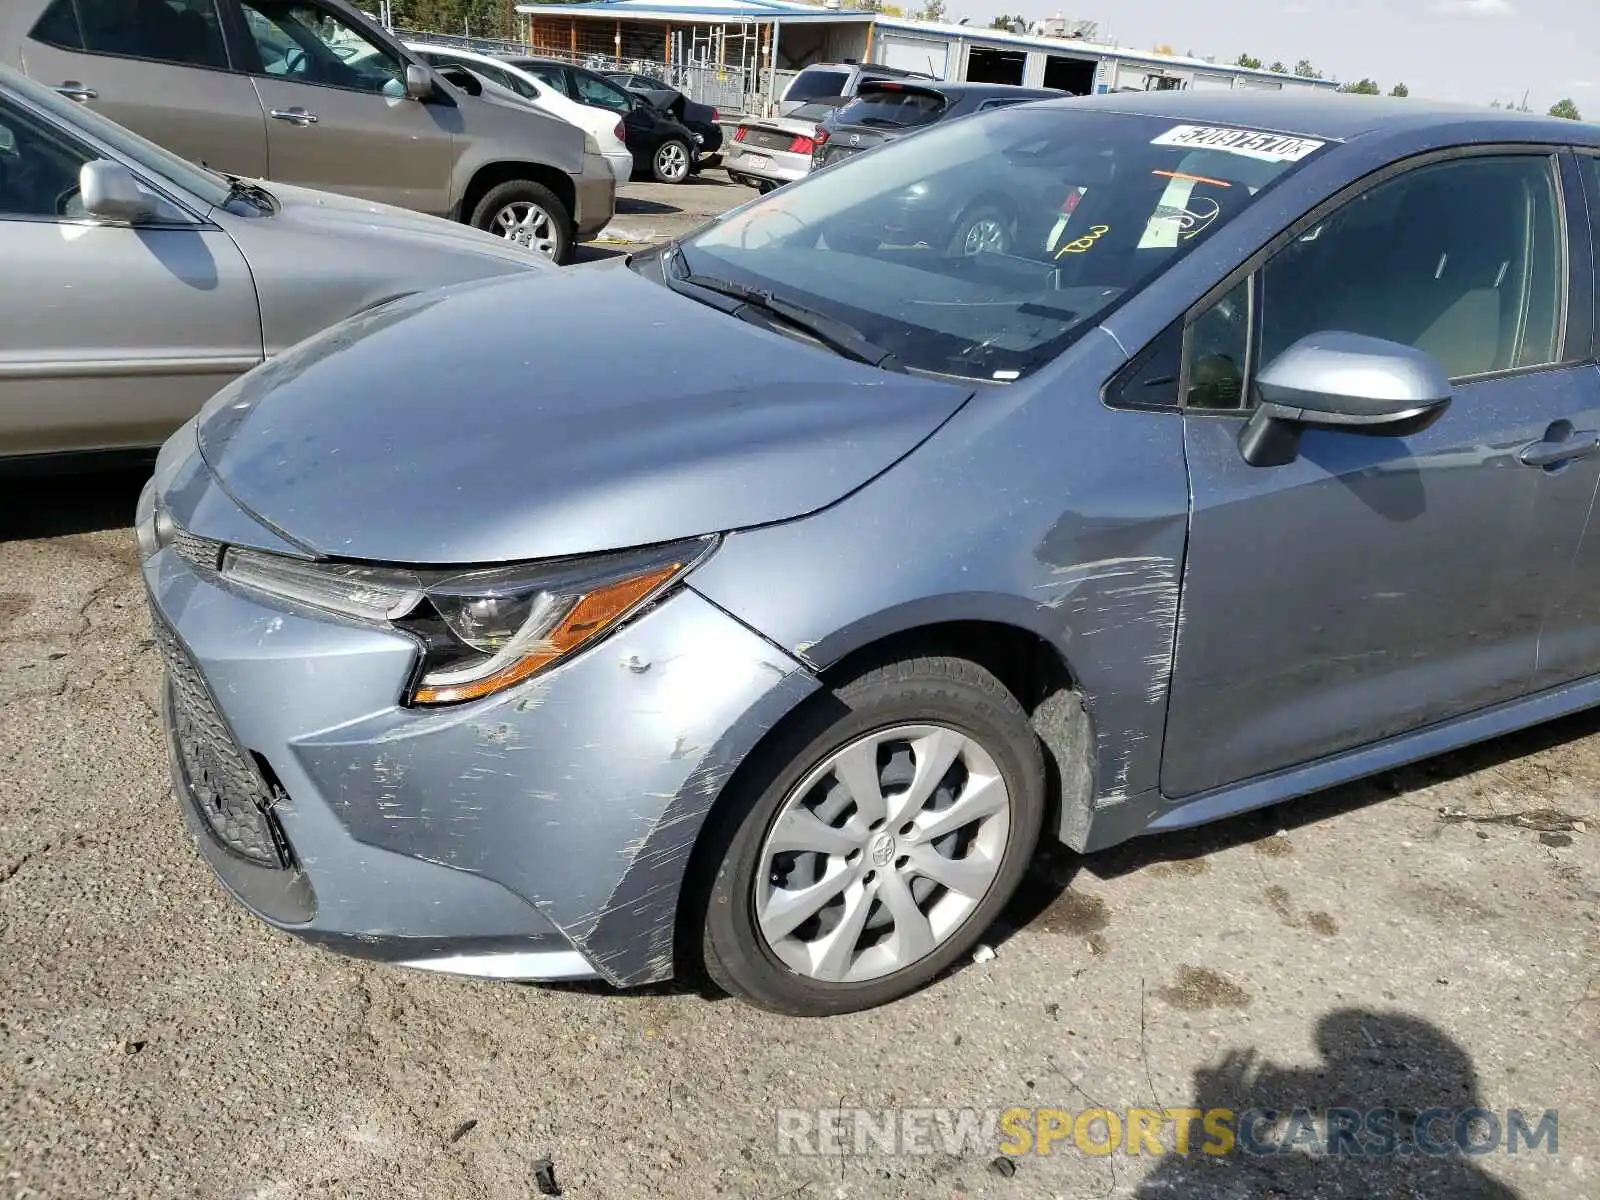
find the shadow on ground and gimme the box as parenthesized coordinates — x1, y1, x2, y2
(616, 196, 682, 215)
(0, 458, 151, 542)
(1120, 1008, 1529, 1198)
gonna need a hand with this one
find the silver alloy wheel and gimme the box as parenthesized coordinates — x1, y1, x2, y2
(655, 141, 689, 181)
(754, 724, 1011, 984)
(961, 216, 1009, 256)
(490, 200, 558, 259)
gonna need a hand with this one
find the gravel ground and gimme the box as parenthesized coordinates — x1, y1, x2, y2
(1, 176, 1597, 1197)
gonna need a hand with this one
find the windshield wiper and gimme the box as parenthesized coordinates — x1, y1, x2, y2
(665, 247, 903, 372)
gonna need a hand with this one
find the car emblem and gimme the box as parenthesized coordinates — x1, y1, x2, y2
(849, 132, 861, 146)
(868, 832, 895, 867)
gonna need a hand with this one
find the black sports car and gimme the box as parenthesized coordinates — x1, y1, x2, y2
(508, 58, 705, 183)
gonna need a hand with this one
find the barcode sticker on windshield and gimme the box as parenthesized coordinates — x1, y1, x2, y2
(1151, 125, 1325, 163)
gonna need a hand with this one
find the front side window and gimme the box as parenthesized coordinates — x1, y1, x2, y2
(0, 95, 93, 220)
(680, 111, 1325, 381)
(1259, 154, 1565, 382)
(573, 70, 631, 112)
(494, 66, 542, 100)
(1185, 277, 1251, 409)
(508, 59, 566, 94)
(31, 0, 229, 71)
(240, 2, 405, 97)
(835, 86, 947, 129)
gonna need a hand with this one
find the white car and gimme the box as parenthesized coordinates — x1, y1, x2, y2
(406, 42, 633, 185)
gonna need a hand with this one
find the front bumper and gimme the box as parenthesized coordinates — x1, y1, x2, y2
(145, 454, 819, 987)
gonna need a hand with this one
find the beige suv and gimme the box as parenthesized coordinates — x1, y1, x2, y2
(0, 0, 614, 262)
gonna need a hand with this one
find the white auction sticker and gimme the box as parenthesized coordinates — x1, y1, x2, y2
(1151, 124, 1326, 163)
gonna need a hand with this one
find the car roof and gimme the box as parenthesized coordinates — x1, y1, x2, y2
(858, 80, 1060, 102)
(405, 42, 501, 66)
(1032, 88, 1600, 146)
(800, 61, 932, 78)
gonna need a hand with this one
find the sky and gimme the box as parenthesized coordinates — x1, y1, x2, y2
(947, 0, 1595, 113)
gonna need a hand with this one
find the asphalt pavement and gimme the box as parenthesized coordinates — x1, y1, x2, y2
(0, 174, 1597, 1199)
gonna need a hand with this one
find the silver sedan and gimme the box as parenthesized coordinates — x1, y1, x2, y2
(0, 63, 547, 463)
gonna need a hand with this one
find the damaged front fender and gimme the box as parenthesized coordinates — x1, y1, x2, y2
(289, 590, 820, 987)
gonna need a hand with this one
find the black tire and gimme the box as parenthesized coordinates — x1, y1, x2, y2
(651, 138, 693, 184)
(468, 179, 574, 265)
(947, 203, 1014, 257)
(698, 656, 1046, 1016)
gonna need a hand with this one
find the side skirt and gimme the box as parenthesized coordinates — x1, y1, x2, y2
(1076, 669, 1600, 853)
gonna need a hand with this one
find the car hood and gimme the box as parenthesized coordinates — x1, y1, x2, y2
(234, 180, 549, 270)
(195, 266, 974, 565)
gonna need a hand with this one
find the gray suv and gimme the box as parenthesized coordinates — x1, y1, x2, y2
(775, 60, 936, 116)
(0, 0, 613, 262)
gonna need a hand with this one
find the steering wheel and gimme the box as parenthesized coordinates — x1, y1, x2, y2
(284, 46, 307, 76)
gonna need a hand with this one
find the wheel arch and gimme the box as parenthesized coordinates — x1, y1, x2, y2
(672, 604, 1098, 981)
(454, 161, 575, 229)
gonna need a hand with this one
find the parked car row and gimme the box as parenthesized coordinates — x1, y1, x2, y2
(727, 79, 1062, 195)
(0, 0, 630, 262)
(0, 62, 546, 461)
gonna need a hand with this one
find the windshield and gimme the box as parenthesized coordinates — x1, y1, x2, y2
(679, 108, 1326, 381)
(836, 86, 947, 128)
(2, 66, 232, 207)
(786, 69, 849, 102)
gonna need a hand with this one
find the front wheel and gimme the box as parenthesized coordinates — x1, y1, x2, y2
(699, 656, 1046, 1016)
(470, 179, 573, 265)
(651, 138, 692, 184)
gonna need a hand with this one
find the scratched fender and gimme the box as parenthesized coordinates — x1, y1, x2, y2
(287, 590, 820, 986)
(689, 327, 1191, 848)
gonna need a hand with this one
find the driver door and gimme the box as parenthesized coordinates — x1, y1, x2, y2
(0, 92, 260, 457)
(1162, 149, 1600, 799)
(232, 0, 454, 214)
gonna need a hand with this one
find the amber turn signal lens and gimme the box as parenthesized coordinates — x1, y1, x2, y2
(411, 562, 681, 705)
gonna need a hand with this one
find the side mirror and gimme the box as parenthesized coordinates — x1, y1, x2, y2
(1238, 332, 1453, 468)
(80, 159, 158, 224)
(405, 63, 435, 101)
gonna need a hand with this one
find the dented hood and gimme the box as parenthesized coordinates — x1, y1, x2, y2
(196, 266, 973, 565)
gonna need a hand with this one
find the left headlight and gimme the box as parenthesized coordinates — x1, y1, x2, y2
(220, 537, 716, 706)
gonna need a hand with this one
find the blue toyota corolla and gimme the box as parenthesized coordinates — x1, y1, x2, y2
(139, 91, 1600, 1014)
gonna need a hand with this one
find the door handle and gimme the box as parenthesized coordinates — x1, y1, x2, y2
(55, 82, 97, 102)
(1518, 430, 1600, 468)
(269, 107, 319, 126)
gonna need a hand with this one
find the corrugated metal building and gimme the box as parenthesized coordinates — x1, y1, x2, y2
(511, 0, 1340, 115)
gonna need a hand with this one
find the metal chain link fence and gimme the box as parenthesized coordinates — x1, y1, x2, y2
(391, 22, 766, 116)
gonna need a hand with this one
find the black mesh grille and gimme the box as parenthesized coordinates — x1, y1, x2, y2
(170, 527, 222, 572)
(152, 608, 290, 869)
